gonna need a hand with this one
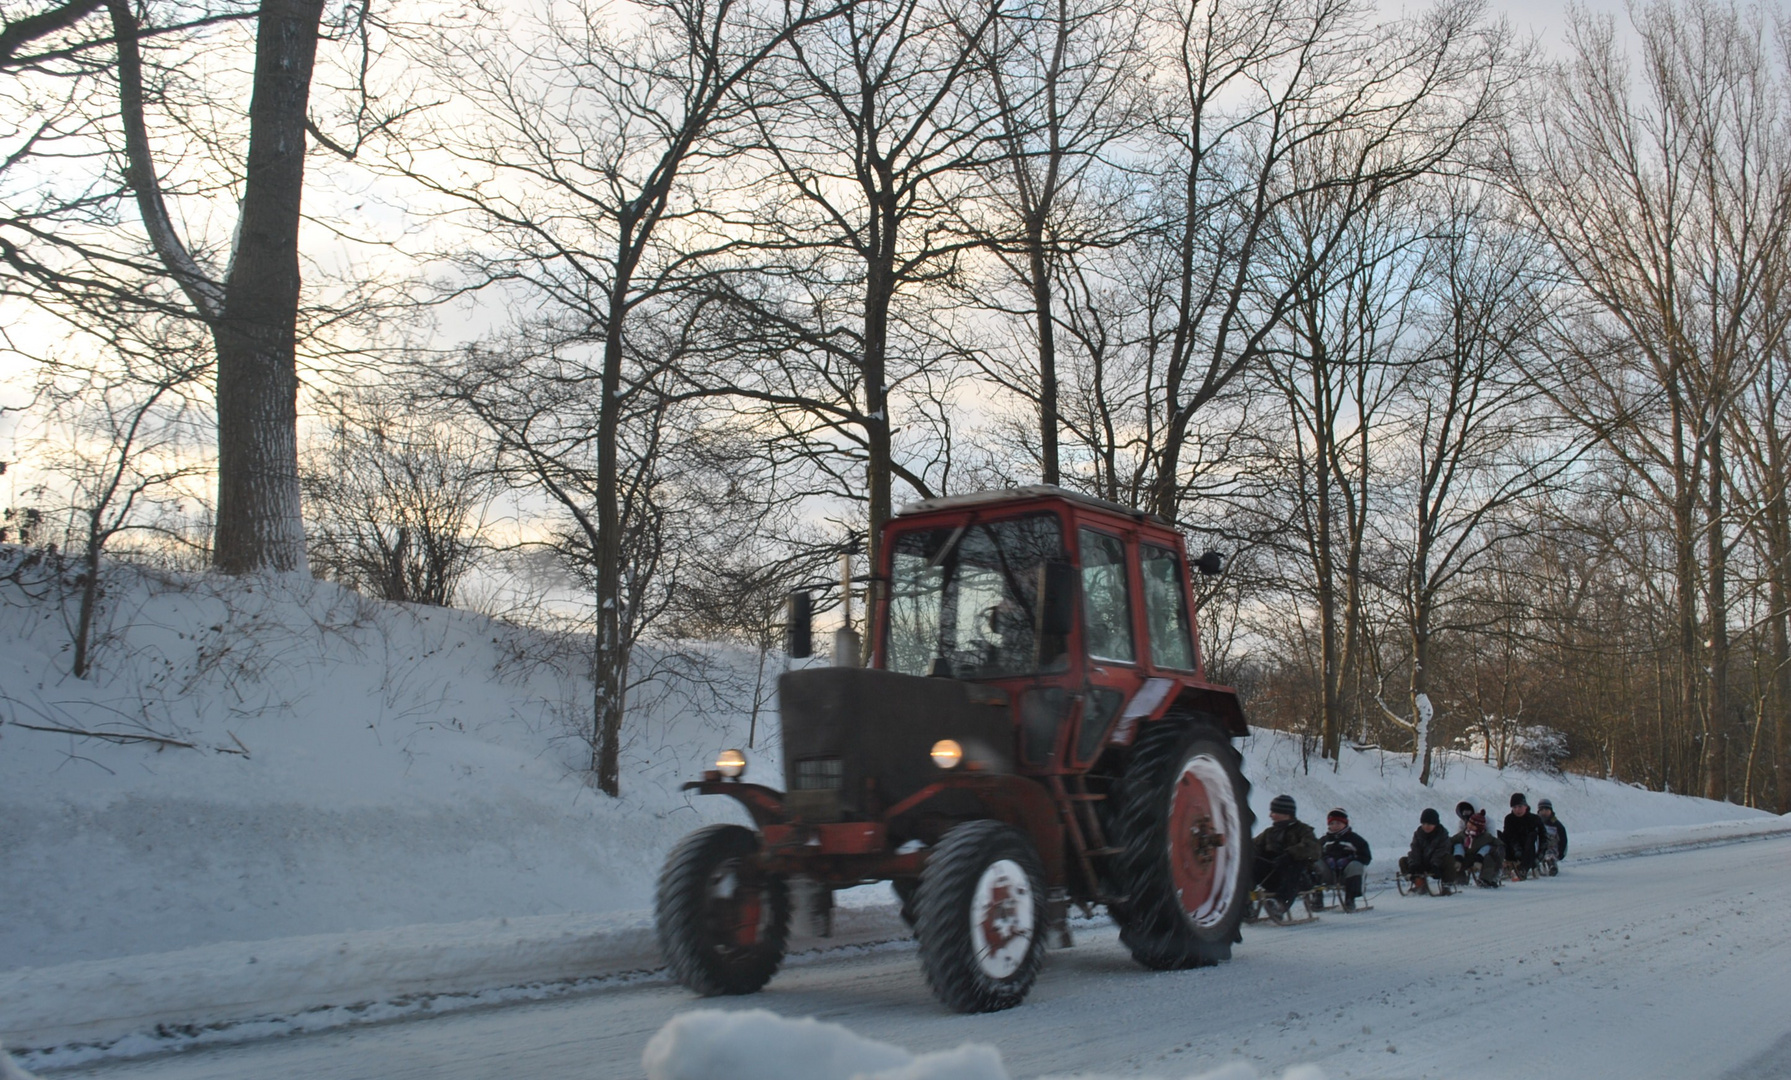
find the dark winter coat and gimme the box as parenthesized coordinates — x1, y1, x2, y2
(1501, 809, 1545, 864)
(1256, 818, 1321, 864)
(1538, 814, 1569, 859)
(1320, 827, 1372, 871)
(1405, 825, 1452, 873)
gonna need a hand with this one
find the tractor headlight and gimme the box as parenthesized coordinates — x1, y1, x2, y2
(716, 748, 747, 778)
(930, 739, 963, 769)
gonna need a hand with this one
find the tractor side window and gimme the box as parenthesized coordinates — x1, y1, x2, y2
(1141, 543, 1196, 671)
(1078, 529, 1134, 663)
(886, 513, 1065, 679)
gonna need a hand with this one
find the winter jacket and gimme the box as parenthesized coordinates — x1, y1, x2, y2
(1255, 818, 1322, 864)
(1320, 827, 1372, 872)
(1538, 815, 1569, 859)
(1502, 809, 1545, 864)
(1405, 825, 1453, 873)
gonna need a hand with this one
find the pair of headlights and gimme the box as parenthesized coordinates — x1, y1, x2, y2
(713, 740, 965, 778)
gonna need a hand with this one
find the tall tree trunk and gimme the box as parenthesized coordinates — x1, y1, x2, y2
(72, 528, 102, 678)
(1762, 375, 1791, 813)
(1704, 424, 1730, 800)
(590, 261, 631, 796)
(211, 0, 323, 574)
(1669, 408, 1706, 800)
(1411, 591, 1435, 785)
(862, 230, 897, 660)
(1029, 225, 1060, 487)
(1312, 364, 1343, 761)
(1775, 571, 1791, 813)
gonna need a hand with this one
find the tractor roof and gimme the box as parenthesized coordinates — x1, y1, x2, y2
(896, 485, 1171, 526)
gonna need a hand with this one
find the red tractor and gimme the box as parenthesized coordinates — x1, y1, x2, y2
(655, 486, 1254, 1012)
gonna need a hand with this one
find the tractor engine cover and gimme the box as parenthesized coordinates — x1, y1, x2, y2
(778, 667, 1014, 822)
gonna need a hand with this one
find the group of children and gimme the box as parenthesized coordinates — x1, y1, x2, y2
(1249, 792, 1571, 920)
(1398, 793, 1569, 891)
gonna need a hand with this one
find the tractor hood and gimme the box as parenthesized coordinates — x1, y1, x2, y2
(777, 667, 1014, 822)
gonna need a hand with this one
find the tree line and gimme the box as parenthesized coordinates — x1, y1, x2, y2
(1, 0, 1786, 809)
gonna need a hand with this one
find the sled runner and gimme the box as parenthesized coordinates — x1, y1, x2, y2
(1395, 873, 1456, 897)
(1244, 886, 1323, 924)
(1307, 883, 1372, 912)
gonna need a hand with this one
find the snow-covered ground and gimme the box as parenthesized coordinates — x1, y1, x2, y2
(32, 835, 1791, 1080)
(2, 550, 1785, 1075)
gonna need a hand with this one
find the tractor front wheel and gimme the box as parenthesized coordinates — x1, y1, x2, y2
(655, 824, 790, 996)
(913, 820, 1048, 1013)
(1111, 718, 1253, 970)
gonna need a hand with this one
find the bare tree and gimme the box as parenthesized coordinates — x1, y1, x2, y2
(957, 0, 1142, 485)
(399, 0, 845, 794)
(1261, 177, 1423, 762)
(694, 0, 1008, 632)
(1138, 0, 1514, 521)
(15, 315, 211, 675)
(1510, 0, 1791, 799)
(1365, 184, 1570, 783)
(0, 0, 411, 574)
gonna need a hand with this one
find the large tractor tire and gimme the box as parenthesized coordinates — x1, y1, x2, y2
(655, 824, 790, 996)
(913, 819, 1048, 1013)
(1110, 717, 1253, 970)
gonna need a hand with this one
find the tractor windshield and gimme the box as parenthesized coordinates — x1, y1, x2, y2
(885, 513, 1066, 679)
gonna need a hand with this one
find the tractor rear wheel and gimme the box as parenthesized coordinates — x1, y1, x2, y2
(655, 824, 790, 996)
(913, 820, 1048, 1013)
(1110, 717, 1253, 970)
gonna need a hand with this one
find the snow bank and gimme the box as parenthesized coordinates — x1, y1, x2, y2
(640, 1010, 1324, 1080)
(0, 556, 790, 972)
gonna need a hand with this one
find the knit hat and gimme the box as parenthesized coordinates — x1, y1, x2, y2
(1420, 807, 1441, 825)
(1537, 798, 1553, 812)
(1327, 808, 1348, 824)
(1270, 794, 1297, 817)
(1455, 801, 1475, 820)
(1511, 792, 1528, 808)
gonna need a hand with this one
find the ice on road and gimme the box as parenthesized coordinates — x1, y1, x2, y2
(46, 836, 1791, 1080)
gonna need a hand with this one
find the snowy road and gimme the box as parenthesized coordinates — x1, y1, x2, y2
(49, 835, 1791, 1080)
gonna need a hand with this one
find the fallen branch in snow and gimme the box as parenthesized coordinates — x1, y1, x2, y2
(5, 721, 246, 756)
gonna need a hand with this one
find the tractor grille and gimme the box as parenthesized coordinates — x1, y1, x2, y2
(793, 756, 844, 790)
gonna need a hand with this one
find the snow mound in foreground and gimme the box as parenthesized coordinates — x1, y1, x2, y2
(0, 1043, 39, 1080)
(642, 1010, 1324, 1080)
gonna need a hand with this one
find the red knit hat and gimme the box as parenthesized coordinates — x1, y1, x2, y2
(1327, 808, 1348, 824)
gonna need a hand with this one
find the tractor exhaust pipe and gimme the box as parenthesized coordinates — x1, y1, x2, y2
(833, 551, 861, 667)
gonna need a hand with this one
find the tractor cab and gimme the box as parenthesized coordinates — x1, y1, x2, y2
(874, 486, 1243, 773)
(657, 486, 1254, 1014)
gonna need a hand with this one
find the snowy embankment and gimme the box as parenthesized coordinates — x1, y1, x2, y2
(1, 550, 1784, 1064)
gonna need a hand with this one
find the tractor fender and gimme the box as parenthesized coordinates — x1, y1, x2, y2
(953, 774, 1067, 889)
(881, 773, 1067, 888)
(1111, 681, 1250, 744)
(680, 779, 791, 828)
(1167, 685, 1249, 738)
